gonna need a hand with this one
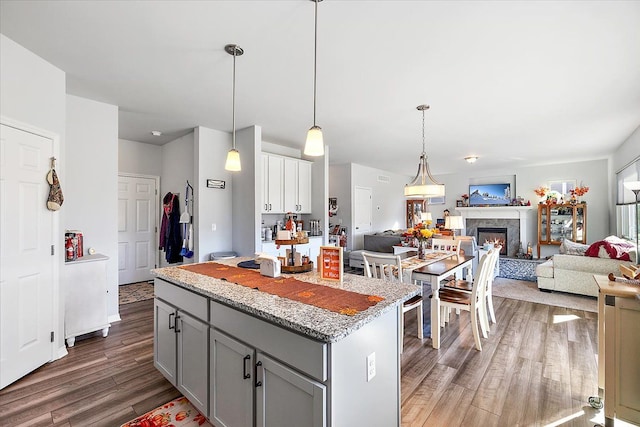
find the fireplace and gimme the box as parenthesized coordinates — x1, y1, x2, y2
(477, 227, 508, 256)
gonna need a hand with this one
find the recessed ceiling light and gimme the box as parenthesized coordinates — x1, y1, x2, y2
(151, 130, 162, 136)
(465, 156, 479, 164)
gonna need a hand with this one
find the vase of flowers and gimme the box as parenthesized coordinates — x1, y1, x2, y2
(404, 222, 434, 259)
(571, 185, 589, 204)
(534, 186, 549, 204)
(461, 193, 469, 207)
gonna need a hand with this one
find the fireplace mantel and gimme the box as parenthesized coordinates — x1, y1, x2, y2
(455, 206, 536, 252)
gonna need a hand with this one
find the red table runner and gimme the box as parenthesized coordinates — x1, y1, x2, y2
(179, 262, 384, 316)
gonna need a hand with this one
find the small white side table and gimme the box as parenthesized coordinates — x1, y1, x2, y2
(64, 254, 111, 347)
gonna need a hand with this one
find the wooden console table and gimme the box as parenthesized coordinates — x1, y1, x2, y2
(594, 274, 640, 426)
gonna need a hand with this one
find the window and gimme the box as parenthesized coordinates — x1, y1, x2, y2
(616, 157, 640, 242)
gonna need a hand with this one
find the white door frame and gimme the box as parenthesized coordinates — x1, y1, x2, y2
(1, 115, 64, 361)
(118, 172, 161, 276)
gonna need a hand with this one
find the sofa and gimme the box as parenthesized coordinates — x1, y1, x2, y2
(535, 238, 636, 297)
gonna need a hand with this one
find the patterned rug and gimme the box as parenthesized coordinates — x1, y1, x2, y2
(119, 281, 154, 305)
(121, 396, 211, 427)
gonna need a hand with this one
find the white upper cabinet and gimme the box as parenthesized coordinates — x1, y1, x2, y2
(283, 157, 312, 214)
(262, 154, 284, 213)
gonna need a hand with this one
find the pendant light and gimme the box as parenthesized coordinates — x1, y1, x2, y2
(304, 0, 324, 156)
(224, 44, 243, 171)
(404, 105, 445, 198)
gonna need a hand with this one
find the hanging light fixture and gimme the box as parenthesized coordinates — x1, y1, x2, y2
(405, 105, 445, 198)
(224, 43, 243, 171)
(303, 0, 324, 156)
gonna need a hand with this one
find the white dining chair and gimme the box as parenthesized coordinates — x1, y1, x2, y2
(443, 246, 500, 330)
(431, 238, 461, 254)
(436, 248, 497, 351)
(362, 251, 423, 352)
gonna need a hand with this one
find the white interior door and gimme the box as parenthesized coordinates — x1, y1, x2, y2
(353, 186, 372, 250)
(118, 174, 158, 285)
(0, 123, 56, 389)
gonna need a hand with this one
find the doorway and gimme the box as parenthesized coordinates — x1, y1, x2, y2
(0, 122, 58, 389)
(117, 174, 159, 285)
(353, 186, 372, 250)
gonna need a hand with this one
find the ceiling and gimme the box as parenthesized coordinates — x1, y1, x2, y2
(1, 1, 639, 177)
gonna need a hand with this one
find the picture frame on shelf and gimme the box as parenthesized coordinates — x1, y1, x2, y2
(456, 200, 464, 207)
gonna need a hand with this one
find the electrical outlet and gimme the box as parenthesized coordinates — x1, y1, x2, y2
(366, 352, 376, 382)
(212, 223, 217, 231)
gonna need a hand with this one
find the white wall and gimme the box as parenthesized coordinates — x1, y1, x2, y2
(231, 126, 262, 257)
(159, 132, 195, 267)
(118, 138, 162, 176)
(437, 158, 609, 258)
(65, 94, 119, 320)
(193, 126, 234, 261)
(329, 162, 406, 251)
(329, 164, 352, 246)
(0, 34, 67, 355)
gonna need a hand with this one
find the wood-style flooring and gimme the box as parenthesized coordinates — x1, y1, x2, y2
(0, 296, 604, 426)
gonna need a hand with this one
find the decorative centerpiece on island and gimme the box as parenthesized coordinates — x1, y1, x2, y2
(404, 222, 434, 259)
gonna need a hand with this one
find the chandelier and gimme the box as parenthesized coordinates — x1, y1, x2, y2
(404, 105, 445, 198)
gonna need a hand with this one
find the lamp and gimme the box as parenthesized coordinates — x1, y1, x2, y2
(224, 44, 243, 172)
(465, 156, 479, 164)
(405, 105, 445, 198)
(303, 0, 324, 157)
(445, 215, 464, 237)
(421, 211, 433, 224)
(624, 180, 640, 263)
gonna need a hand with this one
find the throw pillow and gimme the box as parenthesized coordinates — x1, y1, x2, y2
(559, 239, 590, 256)
(585, 236, 635, 261)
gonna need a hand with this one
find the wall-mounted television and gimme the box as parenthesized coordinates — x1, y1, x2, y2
(469, 183, 512, 206)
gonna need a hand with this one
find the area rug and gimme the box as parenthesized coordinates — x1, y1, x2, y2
(492, 277, 597, 312)
(119, 281, 154, 305)
(121, 396, 211, 427)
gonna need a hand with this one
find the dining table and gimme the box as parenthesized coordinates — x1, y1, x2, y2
(410, 254, 475, 349)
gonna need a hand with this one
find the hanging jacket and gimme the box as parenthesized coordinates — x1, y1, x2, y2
(160, 192, 183, 264)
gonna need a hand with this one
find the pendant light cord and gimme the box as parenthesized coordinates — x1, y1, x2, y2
(232, 46, 237, 149)
(421, 108, 426, 156)
(313, 0, 318, 127)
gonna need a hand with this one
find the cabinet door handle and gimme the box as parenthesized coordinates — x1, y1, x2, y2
(243, 354, 251, 379)
(174, 315, 181, 333)
(169, 312, 175, 330)
(269, 204, 272, 211)
(264, 204, 268, 210)
(255, 360, 263, 387)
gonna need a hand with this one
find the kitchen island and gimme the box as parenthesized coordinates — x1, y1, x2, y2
(152, 258, 420, 427)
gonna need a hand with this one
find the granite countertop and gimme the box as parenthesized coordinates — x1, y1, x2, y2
(152, 257, 420, 343)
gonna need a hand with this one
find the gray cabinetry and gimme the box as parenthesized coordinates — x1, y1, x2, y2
(256, 353, 326, 427)
(210, 330, 254, 427)
(154, 279, 208, 416)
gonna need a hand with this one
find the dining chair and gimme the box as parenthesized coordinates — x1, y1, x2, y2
(442, 246, 500, 330)
(361, 251, 423, 353)
(436, 248, 496, 351)
(432, 238, 462, 284)
(431, 238, 461, 254)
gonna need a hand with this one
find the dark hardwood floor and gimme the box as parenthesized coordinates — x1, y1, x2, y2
(0, 296, 605, 426)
